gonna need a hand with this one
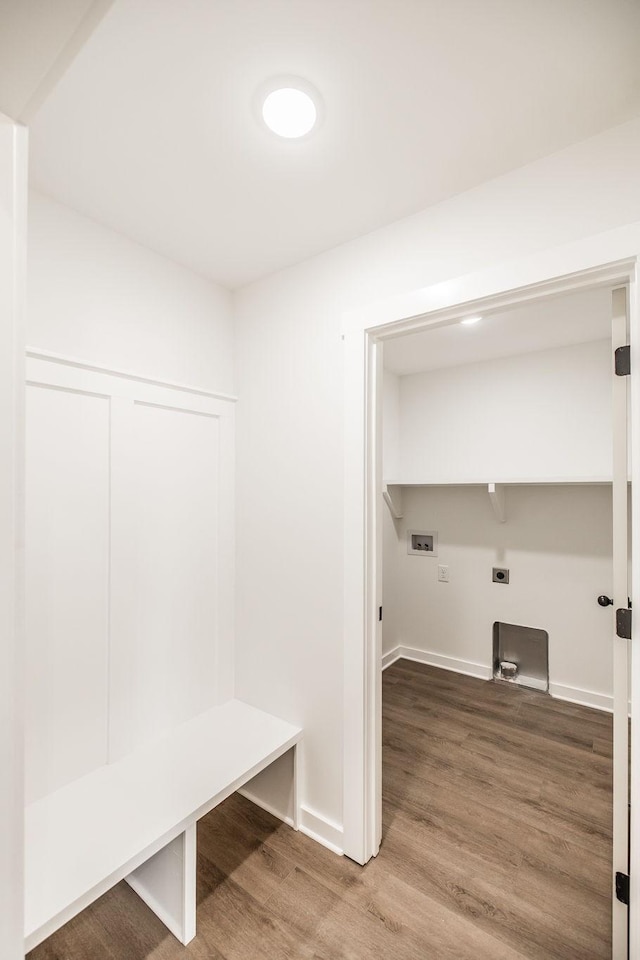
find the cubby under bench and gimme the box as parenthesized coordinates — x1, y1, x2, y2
(25, 700, 302, 953)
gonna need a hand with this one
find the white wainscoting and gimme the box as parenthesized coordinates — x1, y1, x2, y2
(25, 386, 111, 803)
(25, 352, 236, 803)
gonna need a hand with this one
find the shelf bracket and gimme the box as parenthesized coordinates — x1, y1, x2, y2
(488, 483, 506, 523)
(383, 484, 403, 519)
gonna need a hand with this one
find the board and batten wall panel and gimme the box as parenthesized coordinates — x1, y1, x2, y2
(25, 385, 110, 804)
(25, 355, 235, 800)
(128, 403, 221, 750)
(393, 339, 611, 484)
(383, 484, 613, 704)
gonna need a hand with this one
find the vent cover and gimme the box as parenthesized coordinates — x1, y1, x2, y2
(493, 621, 549, 692)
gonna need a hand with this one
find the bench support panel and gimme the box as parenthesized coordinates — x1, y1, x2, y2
(126, 824, 196, 945)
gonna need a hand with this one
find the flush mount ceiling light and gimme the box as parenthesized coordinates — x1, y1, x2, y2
(461, 316, 482, 325)
(263, 88, 316, 138)
(255, 76, 323, 140)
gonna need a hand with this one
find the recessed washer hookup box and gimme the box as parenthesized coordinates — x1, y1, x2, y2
(407, 529, 438, 557)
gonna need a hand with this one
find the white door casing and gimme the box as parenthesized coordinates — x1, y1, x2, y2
(611, 285, 630, 959)
(0, 112, 27, 960)
(342, 227, 640, 955)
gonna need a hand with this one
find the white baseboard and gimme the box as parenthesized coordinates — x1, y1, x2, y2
(383, 645, 614, 714)
(382, 645, 491, 681)
(298, 805, 344, 856)
(237, 787, 295, 829)
(513, 674, 547, 692)
(548, 682, 613, 714)
(238, 790, 344, 856)
(381, 647, 401, 671)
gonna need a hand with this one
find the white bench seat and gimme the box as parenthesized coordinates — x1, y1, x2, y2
(25, 699, 302, 952)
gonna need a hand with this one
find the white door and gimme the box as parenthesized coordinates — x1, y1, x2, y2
(612, 285, 631, 960)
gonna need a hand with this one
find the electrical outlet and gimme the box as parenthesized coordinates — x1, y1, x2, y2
(438, 564, 449, 583)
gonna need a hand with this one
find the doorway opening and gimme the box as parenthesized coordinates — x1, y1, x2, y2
(371, 279, 631, 958)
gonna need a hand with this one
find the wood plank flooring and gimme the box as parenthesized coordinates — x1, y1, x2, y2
(28, 660, 613, 960)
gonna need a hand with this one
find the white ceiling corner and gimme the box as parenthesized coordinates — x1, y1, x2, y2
(0, 0, 113, 122)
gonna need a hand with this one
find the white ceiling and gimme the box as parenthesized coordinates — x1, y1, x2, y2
(383, 286, 612, 376)
(29, 0, 640, 289)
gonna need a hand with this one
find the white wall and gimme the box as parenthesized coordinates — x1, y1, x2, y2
(393, 339, 611, 483)
(233, 117, 640, 840)
(382, 484, 613, 706)
(382, 370, 400, 482)
(381, 337, 615, 708)
(28, 191, 235, 394)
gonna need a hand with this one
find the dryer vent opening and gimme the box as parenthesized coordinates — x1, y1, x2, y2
(493, 622, 549, 693)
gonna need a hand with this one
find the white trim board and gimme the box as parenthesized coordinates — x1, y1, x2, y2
(0, 113, 28, 960)
(298, 805, 344, 857)
(382, 646, 614, 714)
(382, 646, 491, 681)
(548, 682, 615, 714)
(25, 348, 237, 403)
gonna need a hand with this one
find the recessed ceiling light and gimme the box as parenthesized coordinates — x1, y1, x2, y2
(262, 88, 317, 139)
(461, 316, 482, 326)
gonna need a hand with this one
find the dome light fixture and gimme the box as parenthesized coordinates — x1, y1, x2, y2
(263, 87, 316, 138)
(255, 76, 323, 140)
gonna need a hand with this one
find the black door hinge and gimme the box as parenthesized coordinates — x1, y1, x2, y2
(379, 606, 383, 622)
(616, 871, 630, 905)
(615, 345, 631, 376)
(617, 607, 632, 640)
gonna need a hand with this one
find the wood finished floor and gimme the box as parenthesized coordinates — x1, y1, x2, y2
(29, 660, 613, 960)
